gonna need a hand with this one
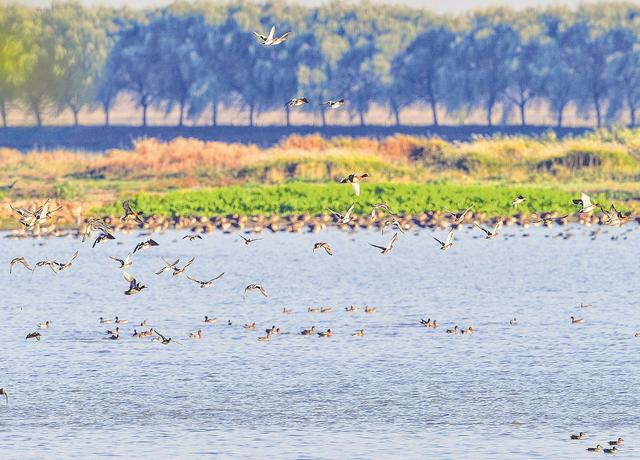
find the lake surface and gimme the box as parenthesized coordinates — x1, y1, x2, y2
(1, 224, 639, 459)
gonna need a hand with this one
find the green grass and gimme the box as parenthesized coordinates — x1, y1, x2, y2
(99, 182, 610, 217)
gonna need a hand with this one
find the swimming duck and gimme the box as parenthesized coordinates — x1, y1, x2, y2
(25, 331, 42, 341)
(308, 307, 319, 313)
(110, 253, 133, 269)
(282, 307, 293, 314)
(257, 335, 271, 342)
(105, 327, 120, 336)
(317, 329, 333, 337)
(123, 271, 146, 295)
(187, 273, 224, 288)
(340, 173, 368, 196)
(364, 306, 377, 313)
(139, 320, 149, 327)
(9, 257, 33, 273)
(433, 229, 454, 251)
(510, 318, 518, 325)
(369, 232, 399, 254)
(190, 329, 203, 339)
(345, 305, 358, 312)
(352, 329, 365, 337)
(38, 320, 52, 329)
(99, 317, 114, 324)
(253, 25, 290, 46)
(152, 330, 174, 345)
(571, 316, 585, 324)
(586, 445, 602, 452)
(570, 432, 586, 440)
(313, 242, 333, 255)
(244, 322, 256, 329)
(115, 316, 128, 324)
(461, 326, 474, 335)
(287, 97, 309, 107)
(603, 446, 618, 454)
(266, 325, 280, 335)
(473, 221, 503, 240)
(446, 326, 460, 334)
(301, 326, 316, 335)
(204, 316, 218, 324)
(608, 438, 623, 446)
(320, 307, 332, 313)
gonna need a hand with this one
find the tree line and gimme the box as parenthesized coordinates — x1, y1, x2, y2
(2, 1, 640, 128)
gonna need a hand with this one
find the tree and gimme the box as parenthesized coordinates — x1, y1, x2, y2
(393, 25, 455, 126)
(456, 12, 519, 126)
(0, 6, 37, 127)
(52, 3, 109, 126)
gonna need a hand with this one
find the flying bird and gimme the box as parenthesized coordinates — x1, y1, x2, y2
(82, 217, 113, 242)
(253, 25, 290, 46)
(9, 257, 32, 273)
(369, 232, 399, 254)
(573, 192, 598, 214)
(92, 232, 115, 248)
(56, 251, 79, 271)
(156, 258, 180, 275)
(313, 242, 333, 255)
(433, 229, 454, 250)
(473, 221, 503, 240)
(133, 239, 159, 254)
(152, 330, 175, 345)
(121, 199, 144, 224)
(25, 331, 42, 341)
(286, 97, 309, 107)
(444, 205, 474, 225)
(186, 273, 224, 288)
(172, 257, 195, 276)
(110, 253, 133, 268)
(321, 99, 345, 109)
(511, 195, 526, 207)
(244, 284, 268, 299)
(328, 204, 355, 224)
(182, 234, 203, 241)
(381, 218, 405, 235)
(239, 235, 263, 245)
(340, 173, 369, 196)
(123, 271, 146, 295)
(370, 202, 396, 218)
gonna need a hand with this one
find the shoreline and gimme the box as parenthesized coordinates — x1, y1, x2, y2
(2, 210, 635, 238)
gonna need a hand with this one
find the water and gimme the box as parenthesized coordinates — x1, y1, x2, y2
(1, 225, 639, 459)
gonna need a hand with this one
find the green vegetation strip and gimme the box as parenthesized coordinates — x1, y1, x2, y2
(99, 183, 600, 217)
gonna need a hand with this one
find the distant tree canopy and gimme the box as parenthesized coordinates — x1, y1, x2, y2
(2, 1, 640, 127)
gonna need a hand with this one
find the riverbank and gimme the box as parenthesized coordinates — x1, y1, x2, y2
(2, 183, 636, 236)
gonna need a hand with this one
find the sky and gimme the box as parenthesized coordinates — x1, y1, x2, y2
(12, 0, 638, 14)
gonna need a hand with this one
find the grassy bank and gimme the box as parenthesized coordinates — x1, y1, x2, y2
(97, 183, 615, 217)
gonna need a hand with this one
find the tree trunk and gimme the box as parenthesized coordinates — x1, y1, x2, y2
(32, 103, 42, 127)
(630, 107, 636, 128)
(178, 101, 185, 127)
(393, 107, 400, 127)
(0, 102, 7, 128)
(594, 97, 602, 128)
(556, 104, 565, 128)
(210, 99, 217, 127)
(72, 107, 80, 127)
(285, 105, 291, 127)
(430, 100, 438, 126)
(141, 102, 148, 127)
(103, 103, 110, 127)
(249, 104, 254, 127)
(519, 102, 526, 127)
(486, 102, 493, 127)
(359, 111, 365, 127)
